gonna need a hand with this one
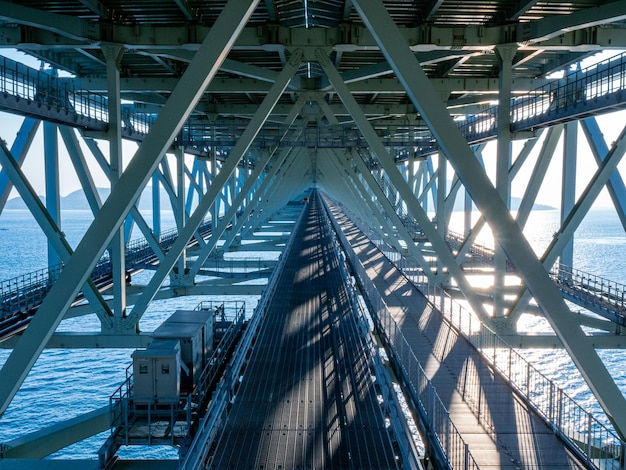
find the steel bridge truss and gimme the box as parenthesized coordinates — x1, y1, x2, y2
(1, 0, 626, 463)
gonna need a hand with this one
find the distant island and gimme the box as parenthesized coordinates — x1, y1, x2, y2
(5, 188, 556, 212)
(4, 187, 158, 211)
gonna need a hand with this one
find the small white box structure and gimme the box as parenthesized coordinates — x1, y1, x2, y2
(131, 339, 181, 404)
(153, 318, 205, 393)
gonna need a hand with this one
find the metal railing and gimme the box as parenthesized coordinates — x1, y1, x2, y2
(109, 370, 193, 447)
(349, 207, 625, 470)
(2, 51, 626, 155)
(325, 197, 480, 470)
(199, 257, 267, 278)
(108, 301, 246, 450)
(551, 263, 626, 325)
(191, 301, 246, 410)
(0, 55, 108, 123)
(457, 50, 626, 142)
(0, 218, 214, 321)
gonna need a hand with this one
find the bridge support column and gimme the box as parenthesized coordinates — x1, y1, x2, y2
(44, 121, 61, 271)
(152, 172, 161, 237)
(494, 44, 517, 318)
(561, 121, 578, 268)
(103, 44, 127, 319)
(436, 152, 447, 281)
(174, 145, 188, 283)
(582, 118, 626, 230)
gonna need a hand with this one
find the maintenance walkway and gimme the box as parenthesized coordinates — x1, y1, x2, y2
(198, 193, 401, 468)
(447, 231, 626, 327)
(1, 51, 626, 153)
(326, 200, 591, 469)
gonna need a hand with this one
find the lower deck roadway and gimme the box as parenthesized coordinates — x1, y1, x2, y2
(327, 201, 588, 470)
(205, 195, 400, 469)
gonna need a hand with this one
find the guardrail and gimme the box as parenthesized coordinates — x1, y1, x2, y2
(324, 197, 480, 470)
(0, 55, 108, 124)
(349, 207, 625, 470)
(0, 218, 213, 320)
(2, 50, 626, 155)
(324, 201, 424, 469)
(551, 263, 626, 325)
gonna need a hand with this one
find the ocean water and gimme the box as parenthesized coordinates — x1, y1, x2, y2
(0, 209, 262, 460)
(0, 206, 625, 459)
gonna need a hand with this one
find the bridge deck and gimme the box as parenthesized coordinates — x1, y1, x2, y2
(329, 203, 588, 469)
(206, 196, 399, 469)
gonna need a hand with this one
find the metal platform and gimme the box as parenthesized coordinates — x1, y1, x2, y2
(204, 194, 401, 469)
(327, 200, 601, 470)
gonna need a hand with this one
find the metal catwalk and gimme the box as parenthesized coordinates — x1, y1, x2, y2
(206, 194, 399, 469)
(328, 200, 592, 469)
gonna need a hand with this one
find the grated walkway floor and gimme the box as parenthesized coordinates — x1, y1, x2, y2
(328, 201, 588, 469)
(207, 194, 400, 469)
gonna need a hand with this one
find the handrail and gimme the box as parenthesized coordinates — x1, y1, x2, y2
(0, 55, 108, 124)
(351, 207, 625, 470)
(0, 218, 213, 318)
(3, 52, 626, 154)
(324, 196, 480, 470)
(550, 263, 626, 324)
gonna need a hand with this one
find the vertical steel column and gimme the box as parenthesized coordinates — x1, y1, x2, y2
(0, 0, 261, 417)
(436, 152, 446, 280)
(43, 121, 61, 271)
(494, 44, 517, 318)
(103, 44, 127, 320)
(561, 122, 577, 268)
(176, 146, 187, 278)
(152, 173, 161, 237)
(350, 0, 626, 435)
(515, 126, 562, 229)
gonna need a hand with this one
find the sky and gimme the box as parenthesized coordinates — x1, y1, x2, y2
(0, 48, 625, 211)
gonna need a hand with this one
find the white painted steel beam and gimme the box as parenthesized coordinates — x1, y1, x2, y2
(58, 127, 103, 215)
(0, 140, 114, 327)
(561, 122, 578, 267)
(187, 149, 274, 276)
(0, 0, 261, 417)
(345, 148, 435, 280)
(508, 124, 626, 323)
(515, 126, 562, 229)
(104, 44, 127, 321)
(321, 150, 409, 256)
(1, 406, 109, 458)
(581, 118, 626, 231)
(82, 135, 165, 260)
(317, 49, 492, 325)
(0, 117, 39, 213)
(221, 147, 301, 251)
(124, 49, 302, 325)
(218, 95, 310, 250)
(43, 122, 61, 270)
(351, 0, 626, 436)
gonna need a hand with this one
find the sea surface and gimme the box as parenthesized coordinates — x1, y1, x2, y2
(0, 207, 625, 459)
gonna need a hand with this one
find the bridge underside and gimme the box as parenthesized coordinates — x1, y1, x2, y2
(1, 0, 626, 465)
